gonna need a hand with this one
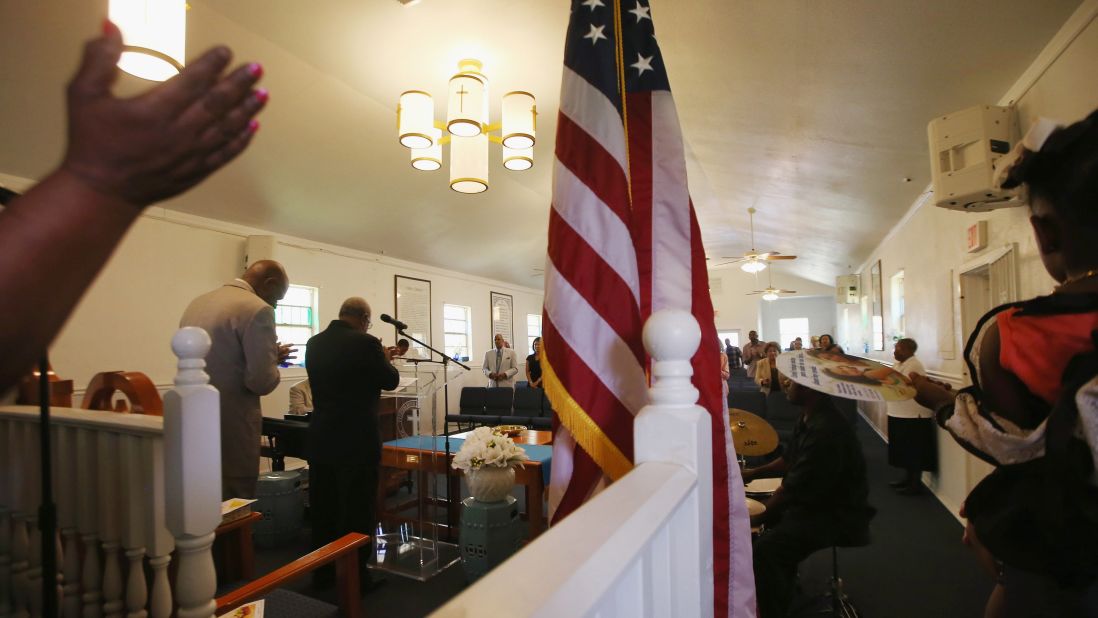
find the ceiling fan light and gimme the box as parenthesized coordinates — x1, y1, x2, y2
(762, 292, 779, 301)
(741, 260, 767, 274)
(501, 91, 536, 149)
(398, 90, 435, 149)
(447, 60, 487, 137)
(111, 0, 186, 82)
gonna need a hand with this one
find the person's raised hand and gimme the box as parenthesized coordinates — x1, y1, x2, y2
(60, 20, 268, 211)
(277, 343, 297, 365)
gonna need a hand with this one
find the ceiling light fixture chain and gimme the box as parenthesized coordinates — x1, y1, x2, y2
(397, 59, 536, 194)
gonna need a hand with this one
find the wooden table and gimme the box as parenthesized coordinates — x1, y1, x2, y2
(379, 434, 551, 540)
(510, 430, 553, 446)
(212, 511, 263, 584)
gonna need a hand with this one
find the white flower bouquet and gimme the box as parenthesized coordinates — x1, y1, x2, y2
(451, 426, 530, 472)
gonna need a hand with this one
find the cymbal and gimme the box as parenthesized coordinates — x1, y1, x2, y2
(729, 408, 779, 456)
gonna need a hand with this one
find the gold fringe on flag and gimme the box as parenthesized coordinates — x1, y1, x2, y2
(541, 353, 634, 482)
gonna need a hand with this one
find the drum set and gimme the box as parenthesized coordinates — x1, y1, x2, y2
(730, 408, 781, 533)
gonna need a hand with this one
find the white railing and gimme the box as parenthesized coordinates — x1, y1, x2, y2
(0, 327, 221, 618)
(433, 309, 714, 618)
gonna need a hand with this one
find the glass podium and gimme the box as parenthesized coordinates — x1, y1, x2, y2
(369, 359, 466, 580)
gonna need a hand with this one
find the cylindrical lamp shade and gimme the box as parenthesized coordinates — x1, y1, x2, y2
(110, 0, 186, 81)
(399, 91, 435, 149)
(450, 133, 489, 193)
(502, 146, 533, 171)
(501, 91, 536, 150)
(411, 128, 443, 171)
(447, 60, 488, 138)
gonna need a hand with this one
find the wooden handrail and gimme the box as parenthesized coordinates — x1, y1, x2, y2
(215, 532, 370, 617)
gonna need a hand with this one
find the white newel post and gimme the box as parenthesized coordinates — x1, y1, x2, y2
(633, 310, 714, 618)
(163, 328, 221, 618)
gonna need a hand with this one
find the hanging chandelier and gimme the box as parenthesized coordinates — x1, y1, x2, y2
(397, 59, 536, 194)
(109, 0, 186, 82)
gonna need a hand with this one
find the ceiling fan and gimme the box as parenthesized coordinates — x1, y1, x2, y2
(712, 207, 796, 273)
(746, 268, 796, 301)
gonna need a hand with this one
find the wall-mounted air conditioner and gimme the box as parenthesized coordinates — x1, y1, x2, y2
(836, 275, 859, 304)
(928, 105, 1022, 212)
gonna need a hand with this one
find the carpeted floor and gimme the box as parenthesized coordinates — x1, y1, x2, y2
(241, 413, 992, 617)
(789, 416, 992, 617)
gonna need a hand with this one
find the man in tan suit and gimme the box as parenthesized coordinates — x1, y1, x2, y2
(181, 260, 294, 499)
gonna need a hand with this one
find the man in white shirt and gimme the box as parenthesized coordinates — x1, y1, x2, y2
(887, 338, 935, 495)
(482, 334, 520, 387)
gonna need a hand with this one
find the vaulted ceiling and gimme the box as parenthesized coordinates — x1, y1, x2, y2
(0, 1, 1080, 287)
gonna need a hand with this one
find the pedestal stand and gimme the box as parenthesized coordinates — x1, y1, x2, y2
(458, 496, 524, 582)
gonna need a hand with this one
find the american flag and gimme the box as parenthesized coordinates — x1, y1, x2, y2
(541, 1, 756, 615)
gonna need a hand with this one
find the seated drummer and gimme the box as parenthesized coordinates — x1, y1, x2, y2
(742, 379, 875, 618)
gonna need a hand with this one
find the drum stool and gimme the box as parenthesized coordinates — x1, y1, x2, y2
(817, 531, 870, 618)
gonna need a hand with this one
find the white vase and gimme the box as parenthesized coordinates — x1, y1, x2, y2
(467, 466, 515, 502)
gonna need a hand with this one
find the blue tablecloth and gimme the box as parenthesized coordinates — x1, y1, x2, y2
(385, 436, 552, 485)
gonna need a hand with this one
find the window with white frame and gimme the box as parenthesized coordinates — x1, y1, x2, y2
(526, 313, 542, 354)
(778, 317, 810, 350)
(443, 304, 472, 361)
(274, 284, 318, 368)
(718, 331, 740, 348)
(890, 270, 906, 339)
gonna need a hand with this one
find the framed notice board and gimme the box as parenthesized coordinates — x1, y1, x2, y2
(394, 275, 431, 358)
(490, 291, 514, 347)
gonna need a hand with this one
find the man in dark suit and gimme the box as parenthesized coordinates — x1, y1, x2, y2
(305, 297, 399, 585)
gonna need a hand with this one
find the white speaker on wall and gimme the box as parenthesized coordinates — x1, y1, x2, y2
(928, 105, 1022, 212)
(836, 274, 859, 304)
(244, 235, 278, 269)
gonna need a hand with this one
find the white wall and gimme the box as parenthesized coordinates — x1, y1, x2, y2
(708, 267, 833, 338)
(840, 4, 1098, 518)
(759, 295, 835, 347)
(19, 204, 543, 419)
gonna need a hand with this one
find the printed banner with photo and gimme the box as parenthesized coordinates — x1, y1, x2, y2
(776, 349, 916, 402)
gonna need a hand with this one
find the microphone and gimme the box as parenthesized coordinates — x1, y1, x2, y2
(380, 314, 408, 331)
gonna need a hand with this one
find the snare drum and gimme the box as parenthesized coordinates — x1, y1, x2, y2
(745, 497, 766, 518)
(745, 477, 782, 497)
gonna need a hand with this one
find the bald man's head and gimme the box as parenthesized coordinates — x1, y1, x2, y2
(339, 297, 372, 332)
(242, 260, 289, 308)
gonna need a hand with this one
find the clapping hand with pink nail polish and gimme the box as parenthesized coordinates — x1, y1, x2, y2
(61, 20, 268, 211)
(0, 19, 270, 392)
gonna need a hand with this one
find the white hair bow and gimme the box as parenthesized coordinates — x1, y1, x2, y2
(991, 117, 1062, 190)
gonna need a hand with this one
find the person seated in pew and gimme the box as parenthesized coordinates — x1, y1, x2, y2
(0, 20, 267, 393)
(742, 379, 875, 618)
(288, 379, 312, 414)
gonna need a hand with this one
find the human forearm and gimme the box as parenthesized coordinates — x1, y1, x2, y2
(0, 169, 140, 389)
(743, 457, 786, 482)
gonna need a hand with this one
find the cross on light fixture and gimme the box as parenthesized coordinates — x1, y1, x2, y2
(397, 59, 537, 194)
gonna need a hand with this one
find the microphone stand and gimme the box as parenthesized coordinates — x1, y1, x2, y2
(394, 329, 470, 541)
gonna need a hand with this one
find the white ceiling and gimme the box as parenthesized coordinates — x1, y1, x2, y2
(0, 1, 1080, 287)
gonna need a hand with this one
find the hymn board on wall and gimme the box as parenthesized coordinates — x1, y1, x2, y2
(394, 275, 431, 359)
(490, 291, 514, 348)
